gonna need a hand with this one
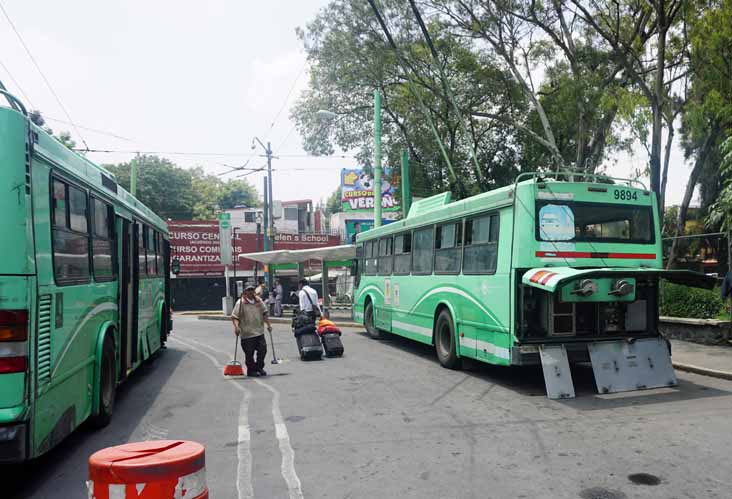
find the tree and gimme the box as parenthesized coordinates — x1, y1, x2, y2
(668, 0, 732, 267)
(104, 157, 259, 221)
(293, 0, 525, 199)
(325, 186, 342, 215)
(104, 156, 196, 220)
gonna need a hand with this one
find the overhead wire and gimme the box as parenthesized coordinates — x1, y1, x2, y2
(0, 1, 90, 150)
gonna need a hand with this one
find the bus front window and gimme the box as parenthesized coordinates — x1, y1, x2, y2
(536, 201, 654, 244)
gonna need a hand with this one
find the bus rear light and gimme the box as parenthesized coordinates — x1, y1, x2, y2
(0, 356, 27, 374)
(0, 310, 28, 342)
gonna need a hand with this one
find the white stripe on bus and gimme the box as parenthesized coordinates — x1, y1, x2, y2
(357, 285, 384, 300)
(51, 302, 117, 378)
(409, 287, 502, 326)
(392, 320, 432, 338)
(459, 336, 510, 359)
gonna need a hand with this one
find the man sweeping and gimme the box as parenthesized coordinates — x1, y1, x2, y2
(231, 283, 273, 377)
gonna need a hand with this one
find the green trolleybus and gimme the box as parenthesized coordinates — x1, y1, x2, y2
(0, 93, 171, 462)
(352, 172, 714, 399)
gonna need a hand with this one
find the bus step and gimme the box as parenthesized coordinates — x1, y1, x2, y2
(539, 345, 576, 399)
(588, 338, 677, 395)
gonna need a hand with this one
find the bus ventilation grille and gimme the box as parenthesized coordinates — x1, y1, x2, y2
(37, 295, 53, 383)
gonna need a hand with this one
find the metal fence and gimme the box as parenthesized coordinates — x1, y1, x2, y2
(662, 232, 730, 276)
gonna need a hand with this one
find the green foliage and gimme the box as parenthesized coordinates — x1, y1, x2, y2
(292, 0, 525, 199)
(325, 186, 342, 215)
(706, 136, 732, 230)
(103, 155, 258, 221)
(659, 281, 724, 319)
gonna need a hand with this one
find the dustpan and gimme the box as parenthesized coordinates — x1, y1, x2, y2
(224, 336, 245, 376)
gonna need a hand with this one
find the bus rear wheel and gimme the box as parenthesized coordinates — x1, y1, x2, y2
(90, 334, 116, 428)
(435, 310, 461, 369)
(364, 301, 381, 339)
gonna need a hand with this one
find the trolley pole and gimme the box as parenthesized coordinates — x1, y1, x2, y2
(131, 153, 140, 197)
(373, 90, 383, 228)
(401, 148, 411, 218)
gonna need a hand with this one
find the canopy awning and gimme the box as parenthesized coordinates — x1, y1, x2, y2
(237, 244, 356, 265)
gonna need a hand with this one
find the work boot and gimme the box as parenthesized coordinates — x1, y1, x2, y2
(258, 369, 268, 377)
(247, 371, 260, 377)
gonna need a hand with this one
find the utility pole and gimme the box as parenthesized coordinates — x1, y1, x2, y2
(401, 149, 411, 218)
(131, 153, 140, 197)
(373, 90, 383, 228)
(253, 136, 275, 287)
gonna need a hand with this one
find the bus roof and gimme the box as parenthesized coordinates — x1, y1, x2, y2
(11, 108, 169, 234)
(356, 173, 650, 243)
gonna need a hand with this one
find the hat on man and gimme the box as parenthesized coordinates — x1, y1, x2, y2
(245, 282, 256, 291)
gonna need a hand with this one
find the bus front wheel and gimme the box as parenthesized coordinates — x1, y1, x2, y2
(364, 302, 381, 339)
(90, 334, 116, 428)
(435, 310, 461, 370)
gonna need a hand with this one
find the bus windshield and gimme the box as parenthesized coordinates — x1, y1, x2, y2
(536, 201, 654, 244)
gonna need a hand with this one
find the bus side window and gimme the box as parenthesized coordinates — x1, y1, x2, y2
(412, 227, 434, 274)
(52, 179, 91, 284)
(435, 221, 462, 274)
(394, 233, 411, 275)
(91, 197, 115, 282)
(463, 214, 499, 274)
(138, 223, 146, 277)
(378, 236, 393, 275)
(364, 240, 376, 275)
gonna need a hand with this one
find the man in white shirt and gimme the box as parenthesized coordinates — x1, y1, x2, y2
(298, 279, 321, 320)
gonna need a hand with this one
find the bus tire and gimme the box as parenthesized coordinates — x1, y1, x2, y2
(90, 334, 116, 428)
(435, 310, 461, 370)
(364, 301, 381, 339)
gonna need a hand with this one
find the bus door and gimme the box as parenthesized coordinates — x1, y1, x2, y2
(117, 217, 138, 378)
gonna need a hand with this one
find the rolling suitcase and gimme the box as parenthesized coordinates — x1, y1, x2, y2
(321, 332, 344, 357)
(296, 332, 323, 360)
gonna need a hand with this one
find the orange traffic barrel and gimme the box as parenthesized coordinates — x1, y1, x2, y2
(87, 440, 208, 499)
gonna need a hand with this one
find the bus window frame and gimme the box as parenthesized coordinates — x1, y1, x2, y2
(50, 174, 92, 286)
(90, 194, 117, 283)
(393, 232, 412, 275)
(411, 225, 435, 275)
(377, 236, 393, 275)
(534, 200, 655, 245)
(434, 219, 463, 275)
(363, 239, 377, 275)
(462, 212, 499, 276)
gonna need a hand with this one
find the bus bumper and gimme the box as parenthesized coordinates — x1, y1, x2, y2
(511, 342, 591, 366)
(0, 421, 28, 463)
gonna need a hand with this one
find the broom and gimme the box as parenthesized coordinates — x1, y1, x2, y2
(224, 335, 245, 376)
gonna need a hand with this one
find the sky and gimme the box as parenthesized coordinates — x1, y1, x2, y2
(0, 0, 696, 210)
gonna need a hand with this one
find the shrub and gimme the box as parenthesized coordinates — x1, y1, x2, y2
(659, 281, 724, 319)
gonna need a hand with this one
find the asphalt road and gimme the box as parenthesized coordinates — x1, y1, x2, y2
(6, 315, 732, 498)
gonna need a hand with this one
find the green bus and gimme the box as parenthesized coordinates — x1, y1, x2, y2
(353, 172, 713, 398)
(0, 93, 171, 462)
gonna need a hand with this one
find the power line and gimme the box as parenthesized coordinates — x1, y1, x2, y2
(0, 1, 89, 150)
(79, 148, 357, 159)
(43, 116, 139, 143)
(265, 58, 308, 139)
(0, 57, 34, 109)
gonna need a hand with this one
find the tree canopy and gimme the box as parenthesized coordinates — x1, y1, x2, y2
(103, 155, 258, 220)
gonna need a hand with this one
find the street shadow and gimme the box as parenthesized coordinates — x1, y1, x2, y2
(6, 347, 186, 499)
(365, 331, 732, 406)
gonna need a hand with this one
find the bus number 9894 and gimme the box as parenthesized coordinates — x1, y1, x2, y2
(613, 189, 638, 201)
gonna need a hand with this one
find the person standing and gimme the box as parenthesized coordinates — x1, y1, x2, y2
(298, 278, 321, 322)
(231, 283, 273, 377)
(274, 279, 284, 317)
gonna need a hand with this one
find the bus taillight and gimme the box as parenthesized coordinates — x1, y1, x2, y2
(0, 310, 28, 374)
(0, 310, 28, 342)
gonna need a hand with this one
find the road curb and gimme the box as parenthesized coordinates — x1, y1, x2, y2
(196, 315, 361, 328)
(673, 362, 732, 381)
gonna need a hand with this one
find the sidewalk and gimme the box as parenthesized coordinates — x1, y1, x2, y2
(671, 339, 732, 381)
(192, 312, 361, 328)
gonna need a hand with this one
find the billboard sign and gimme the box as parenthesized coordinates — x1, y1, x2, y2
(218, 212, 232, 265)
(341, 168, 399, 212)
(168, 221, 341, 277)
